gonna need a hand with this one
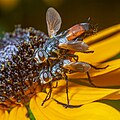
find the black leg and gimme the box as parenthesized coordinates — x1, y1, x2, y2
(73, 55, 78, 62)
(86, 72, 97, 87)
(83, 50, 94, 53)
(52, 82, 58, 88)
(53, 98, 81, 108)
(41, 82, 52, 106)
(64, 73, 69, 108)
(89, 64, 109, 70)
(65, 54, 78, 62)
(86, 64, 109, 87)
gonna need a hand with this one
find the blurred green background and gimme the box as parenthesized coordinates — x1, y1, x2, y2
(0, 0, 120, 35)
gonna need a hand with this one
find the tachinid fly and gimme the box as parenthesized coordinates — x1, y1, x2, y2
(0, 7, 106, 109)
(34, 7, 96, 63)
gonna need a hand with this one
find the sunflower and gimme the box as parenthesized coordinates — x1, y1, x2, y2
(0, 24, 120, 120)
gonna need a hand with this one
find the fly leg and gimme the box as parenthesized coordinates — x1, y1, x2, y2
(86, 64, 109, 87)
(41, 82, 52, 106)
(89, 64, 109, 70)
(86, 72, 97, 87)
(71, 54, 78, 62)
(52, 82, 58, 88)
(63, 73, 69, 108)
(65, 54, 78, 62)
(83, 50, 94, 53)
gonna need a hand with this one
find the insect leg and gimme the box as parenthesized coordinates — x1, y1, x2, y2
(63, 73, 69, 108)
(83, 50, 94, 53)
(55, 73, 70, 108)
(65, 54, 78, 62)
(86, 72, 97, 87)
(52, 81, 58, 88)
(89, 64, 109, 70)
(41, 82, 52, 106)
(86, 64, 109, 87)
(71, 54, 78, 62)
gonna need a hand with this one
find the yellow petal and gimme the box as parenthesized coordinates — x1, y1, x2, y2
(0, 109, 9, 120)
(48, 80, 120, 105)
(30, 93, 120, 120)
(9, 107, 18, 120)
(85, 24, 120, 45)
(77, 102, 120, 120)
(76, 31, 120, 63)
(103, 90, 120, 100)
(31, 93, 91, 120)
(9, 105, 29, 120)
(92, 68, 120, 87)
(90, 59, 120, 77)
(30, 96, 43, 120)
(30, 94, 58, 120)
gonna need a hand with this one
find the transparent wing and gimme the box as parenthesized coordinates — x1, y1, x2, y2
(46, 7, 62, 37)
(63, 61, 91, 72)
(59, 41, 89, 52)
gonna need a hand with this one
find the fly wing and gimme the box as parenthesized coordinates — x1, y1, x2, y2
(46, 7, 62, 37)
(59, 40, 89, 52)
(63, 61, 91, 72)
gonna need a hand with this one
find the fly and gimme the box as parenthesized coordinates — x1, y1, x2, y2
(40, 57, 108, 107)
(34, 7, 96, 64)
(34, 7, 106, 107)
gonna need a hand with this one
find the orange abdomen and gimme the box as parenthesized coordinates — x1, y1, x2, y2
(66, 24, 85, 40)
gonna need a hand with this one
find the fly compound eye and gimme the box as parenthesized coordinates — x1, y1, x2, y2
(39, 70, 52, 84)
(87, 24, 98, 35)
(34, 49, 47, 63)
(80, 23, 90, 31)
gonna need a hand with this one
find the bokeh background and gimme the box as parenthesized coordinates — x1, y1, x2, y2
(0, 0, 120, 35)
